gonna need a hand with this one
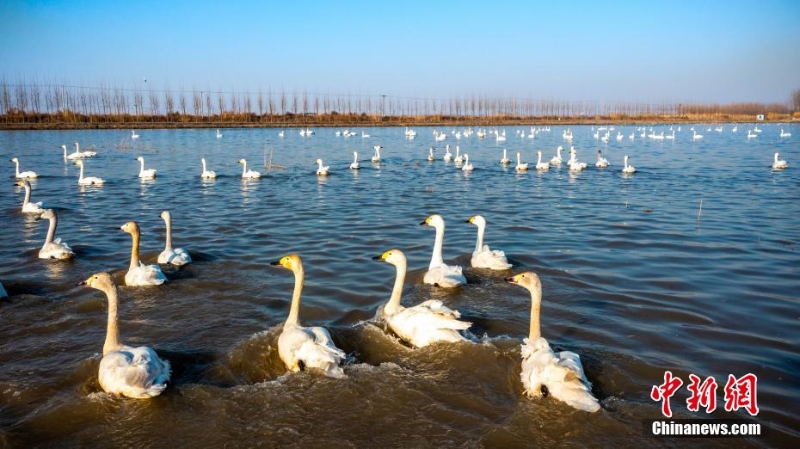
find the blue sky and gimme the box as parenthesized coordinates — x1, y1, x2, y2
(1, 0, 799, 104)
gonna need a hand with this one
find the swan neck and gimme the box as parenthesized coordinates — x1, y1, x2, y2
(139, 159, 145, 175)
(529, 285, 542, 340)
(430, 223, 445, 268)
(13, 160, 20, 177)
(129, 229, 141, 270)
(241, 160, 247, 175)
(286, 264, 304, 326)
(22, 183, 31, 205)
(202, 159, 207, 171)
(163, 216, 173, 251)
(103, 283, 121, 355)
(78, 162, 85, 181)
(474, 223, 485, 253)
(386, 258, 406, 314)
(45, 214, 57, 244)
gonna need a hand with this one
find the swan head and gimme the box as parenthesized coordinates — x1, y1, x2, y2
(36, 209, 56, 221)
(372, 248, 406, 266)
(61, 144, 67, 150)
(505, 271, 541, 292)
(237, 159, 246, 164)
(10, 157, 19, 163)
(373, 145, 382, 151)
(271, 254, 302, 271)
(120, 221, 140, 235)
(76, 159, 84, 166)
(136, 156, 145, 162)
(159, 210, 172, 221)
(78, 272, 114, 290)
(14, 179, 29, 188)
(420, 214, 444, 228)
(316, 158, 323, 165)
(466, 215, 487, 227)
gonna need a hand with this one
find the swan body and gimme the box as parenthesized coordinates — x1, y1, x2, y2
(10, 158, 38, 179)
(506, 272, 600, 413)
(79, 272, 170, 398)
(157, 211, 192, 266)
(622, 155, 636, 174)
(595, 150, 610, 168)
(773, 152, 788, 170)
(76, 160, 105, 185)
(120, 221, 167, 286)
(443, 145, 453, 162)
(271, 255, 346, 377)
(461, 154, 474, 172)
(73, 142, 97, 158)
(567, 148, 587, 172)
(535, 151, 549, 171)
(421, 215, 466, 288)
(500, 149, 511, 165)
(136, 156, 157, 179)
(37, 209, 75, 259)
(466, 215, 511, 270)
(349, 152, 360, 170)
(550, 146, 563, 165)
(131, 130, 139, 139)
(374, 249, 471, 347)
(200, 158, 217, 179)
(427, 147, 436, 161)
(316, 158, 330, 176)
(238, 158, 261, 179)
(15, 180, 44, 214)
(216, 129, 223, 138)
(372, 145, 382, 163)
(515, 152, 529, 172)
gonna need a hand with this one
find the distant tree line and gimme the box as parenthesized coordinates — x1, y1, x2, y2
(0, 79, 797, 127)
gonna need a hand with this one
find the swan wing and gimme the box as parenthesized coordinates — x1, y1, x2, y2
(39, 241, 75, 259)
(159, 248, 192, 266)
(279, 326, 345, 377)
(22, 202, 44, 213)
(126, 263, 167, 286)
(423, 264, 466, 288)
(99, 346, 171, 398)
(471, 247, 512, 270)
(389, 305, 471, 347)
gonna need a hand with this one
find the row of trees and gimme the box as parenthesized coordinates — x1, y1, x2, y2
(0, 79, 796, 126)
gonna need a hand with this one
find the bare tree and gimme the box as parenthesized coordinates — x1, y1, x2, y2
(791, 88, 800, 111)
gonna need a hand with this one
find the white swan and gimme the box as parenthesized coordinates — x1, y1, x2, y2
(131, 130, 139, 139)
(506, 272, 600, 413)
(238, 158, 261, 179)
(466, 215, 511, 270)
(349, 152, 360, 170)
(373, 249, 471, 347)
(78, 272, 170, 398)
(692, 129, 703, 140)
(271, 254, 346, 377)
(10, 157, 37, 179)
(200, 158, 216, 179)
(515, 152, 529, 172)
(779, 129, 791, 138)
(372, 145, 382, 163)
(316, 158, 330, 176)
(772, 152, 788, 170)
(427, 147, 436, 161)
(420, 214, 466, 288)
(443, 145, 453, 162)
(535, 151, 549, 171)
(500, 149, 511, 165)
(453, 146, 463, 164)
(135, 156, 157, 179)
(595, 150, 609, 168)
(120, 221, 167, 286)
(61, 144, 85, 160)
(157, 211, 192, 266)
(15, 179, 44, 214)
(73, 142, 97, 158)
(567, 148, 587, 172)
(216, 129, 223, 139)
(622, 155, 636, 174)
(36, 209, 75, 259)
(76, 160, 105, 186)
(550, 146, 563, 165)
(461, 153, 474, 172)
(278, 130, 285, 138)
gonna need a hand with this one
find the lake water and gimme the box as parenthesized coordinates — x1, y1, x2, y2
(1, 124, 798, 447)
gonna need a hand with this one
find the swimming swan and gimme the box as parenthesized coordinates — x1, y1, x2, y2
(136, 156, 157, 179)
(120, 221, 167, 286)
(515, 152, 529, 172)
(622, 155, 636, 174)
(157, 211, 192, 266)
(316, 158, 330, 176)
(76, 160, 105, 185)
(500, 149, 511, 165)
(131, 130, 139, 139)
(535, 151, 549, 171)
(567, 148, 587, 172)
(73, 142, 97, 158)
(36, 209, 75, 259)
(200, 158, 217, 179)
(420, 214, 466, 288)
(453, 146, 463, 164)
(550, 146, 563, 165)
(466, 215, 511, 270)
(373, 249, 471, 347)
(349, 152, 360, 170)
(216, 129, 223, 139)
(595, 150, 609, 168)
(372, 145, 382, 163)
(78, 272, 170, 398)
(461, 154, 474, 172)
(443, 145, 453, 162)
(427, 147, 436, 161)
(271, 254, 346, 377)
(506, 272, 601, 413)
(772, 152, 788, 170)
(238, 158, 261, 179)
(15, 179, 44, 214)
(10, 158, 38, 179)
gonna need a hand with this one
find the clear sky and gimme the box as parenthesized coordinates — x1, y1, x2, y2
(1, 0, 799, 105)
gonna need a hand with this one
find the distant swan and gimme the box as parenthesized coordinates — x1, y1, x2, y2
(420, 214, 466, 287)
(506, 272, 601, 412)
(136, 156, 157, 179)
(316, 158, 330, 176)
(36, 209, 75, 259)
(238, 158, 261, 179)
(78, 272, 170, 398)
(550, 146, 563, 165)
(131, 130, 139, 139)
(500, 149, 511, 165)
(779, 129, 791, 138)
(622, 155, 636, 174)
(120, 221, 167, 286)
(535, 151, 549, 171)
(453, 146, 463, 164)
(76, 160, 105, 185)
(427, 147, 436, 161)
(10, 157, 38, 179)
(200, 158, 216, 179)
(443, 145, 453, 162)
(515, 152, 529, 172)
(216, 129, 223, 139)
(271, 254, 346, 377)
(772, 152, 788, 170)
(595, 150, 609, 168)
(466, 215, 511, 270)
(461, 153, 474, 172)
(349, 152, 360, 170)
(567, 148, 587, 172)
(157, 211, 192, 266)
(73, 142, 97, 158)
(374, 249, 471, 347)
(372, 145, 382, 163)
(15, 179, 44, 214)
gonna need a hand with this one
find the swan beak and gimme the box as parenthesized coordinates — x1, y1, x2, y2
(270, 260, 281, 266)
(371, 255, 383, 261)
(465, 217, 475, 224)
(372, 251, 391, 261)
(420, 217, 432, 226)
(504, 275, 520, 284)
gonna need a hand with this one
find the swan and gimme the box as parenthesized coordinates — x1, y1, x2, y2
(120, 221, 167, 286)
(443, 145, 453, 162)
(131, 130, 139, 139)
(36, 209, 75, 259)
(271, 254, 346, 377)
(61, 144, 84, 160)
(237, 158, 261, 179)
(73, 142, 97, 158)
(535, 151, 549, 171)
(14, 180, 44, 214)
(772, 152, 788, 170)
(595, 150, 609, 168)
(780, 129, 791, 138)
(453, 146, 463, 164)
(78, 272, 170, 398)
(692, 129, 703, 140)
(200, 158, 216, 179)
(9, 158, 38, 179)
(466, 215, 511, 270)
(135, 156, 157, 179)
(622, 155, 636, 174)
(278, 130, 285, 138)
(567, 148, 587, 172)
(500, 149, 511, 165)
(372, 145, 382, 163)
(216, 129, 223, 139)
(316, 158, 330, 176)
(361, 130, 370, 138)
(461, 153, 474, 172)
(515, 152, 529, 172)
(76, 160, 105, 186)
(420, 215, 466, 288)
(349, 152, 360, 170)
(427, 147, 436, 161)
(746, 129, 757, 139)
(373, 249, 471, 347)
(506, 272, 601, 413)
(550, 146, 563, 165)
(157, 211, 192, 266)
